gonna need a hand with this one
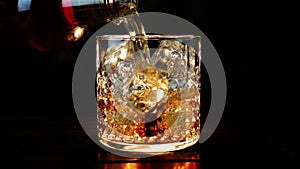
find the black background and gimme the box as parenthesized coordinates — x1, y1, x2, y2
(1, 0, 297, 168)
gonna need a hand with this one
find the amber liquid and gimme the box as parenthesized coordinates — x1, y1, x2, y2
(97, 68, 200, 142)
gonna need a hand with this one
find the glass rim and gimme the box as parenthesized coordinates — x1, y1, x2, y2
(96, 34, 201, 40)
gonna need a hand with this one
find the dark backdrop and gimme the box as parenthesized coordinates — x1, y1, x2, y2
(1, 0, 296, 168)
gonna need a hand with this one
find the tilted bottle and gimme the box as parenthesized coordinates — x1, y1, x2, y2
(0, 0, 138, 51)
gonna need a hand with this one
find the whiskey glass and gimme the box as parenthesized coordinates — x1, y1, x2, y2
(96, 34, 201, 153)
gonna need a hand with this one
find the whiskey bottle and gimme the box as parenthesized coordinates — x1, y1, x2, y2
(0, 0, 138, 51)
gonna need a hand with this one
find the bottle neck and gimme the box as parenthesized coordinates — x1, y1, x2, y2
(61, 0, 138, 26)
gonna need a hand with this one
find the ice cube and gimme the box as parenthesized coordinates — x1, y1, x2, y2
(126, 67, 168, 114)
(151, 40, 188, 78)
(102, 40, 134, 75)
(152, 39, 196, 90)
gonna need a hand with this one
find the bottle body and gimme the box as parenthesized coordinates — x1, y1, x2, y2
(0, 0, 137, 51)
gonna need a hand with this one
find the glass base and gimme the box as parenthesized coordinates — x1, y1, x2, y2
(99, 136, 200, 153)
